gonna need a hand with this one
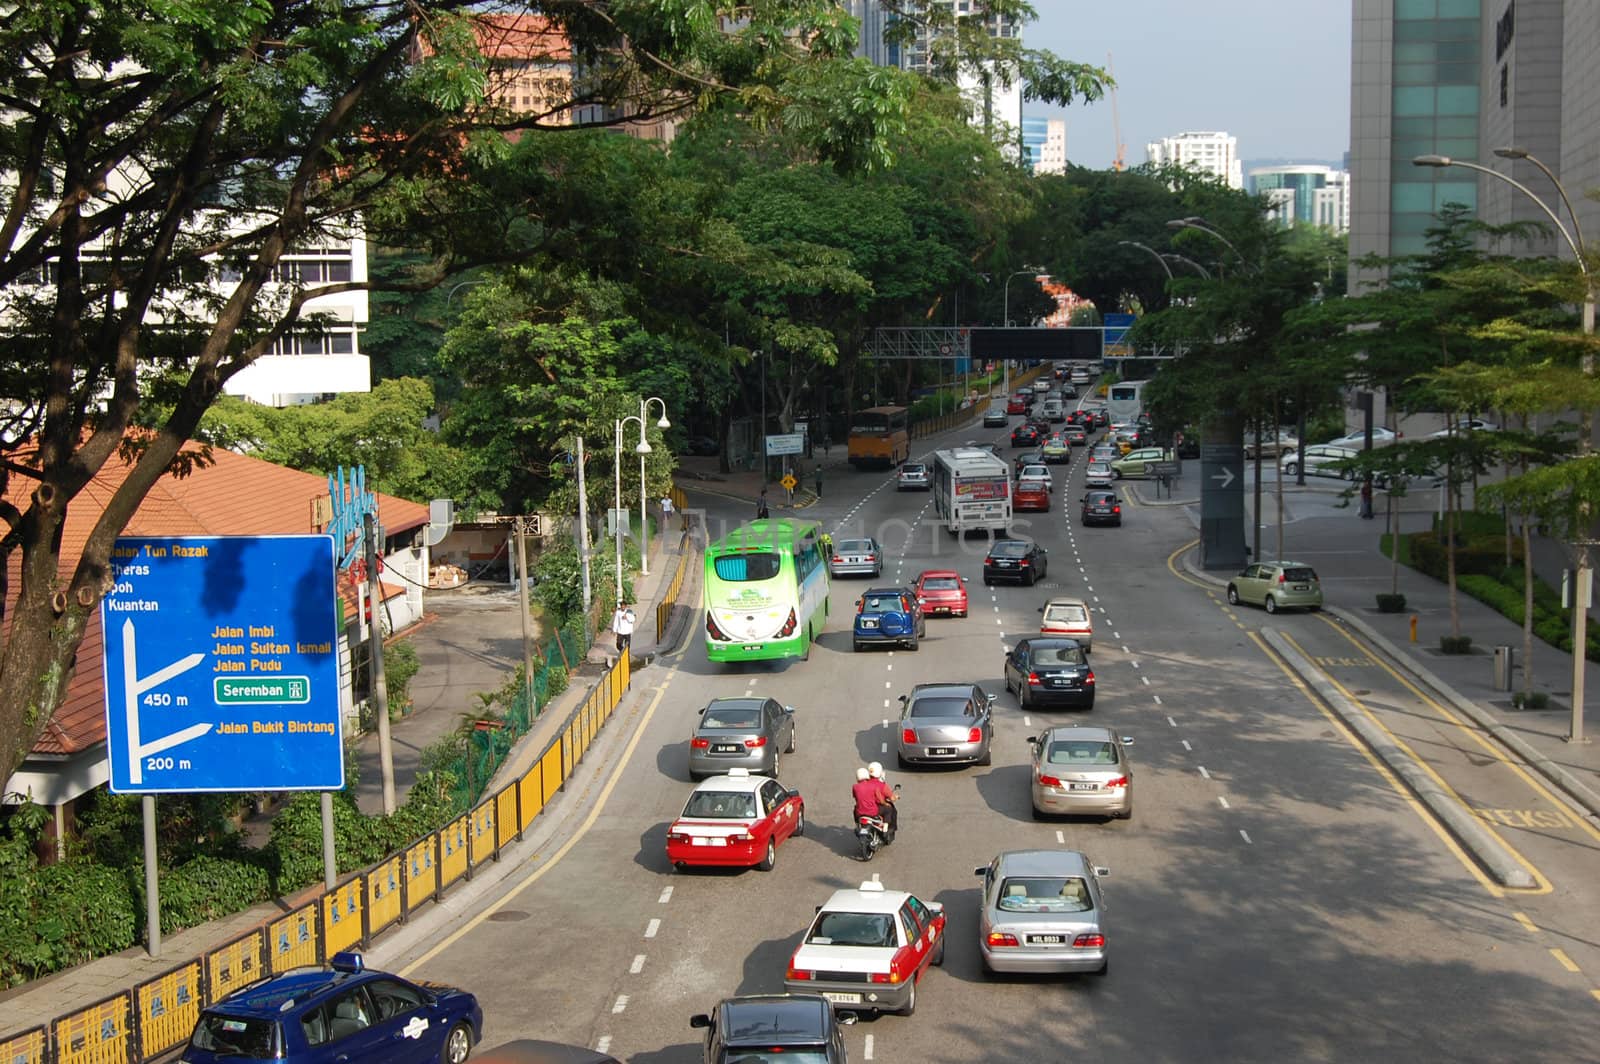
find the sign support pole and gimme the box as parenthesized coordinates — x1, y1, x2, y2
(321, 792, 337, 890)
(515, 517, 535, 708)
(576, 435, 592, 614)
(143, 795, 161, 957)
(365, 513, 396, 814)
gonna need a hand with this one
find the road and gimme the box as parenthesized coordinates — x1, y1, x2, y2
(394, 412, 1600, 1063)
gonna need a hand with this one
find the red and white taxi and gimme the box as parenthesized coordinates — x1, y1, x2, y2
(913, 569, 969, 617)
(784, 881, 946, 1015)
(666, 768, 805, 873)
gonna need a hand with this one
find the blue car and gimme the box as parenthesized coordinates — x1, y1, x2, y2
(852, 586, 925, 652)
(180, 952, 481, 1064)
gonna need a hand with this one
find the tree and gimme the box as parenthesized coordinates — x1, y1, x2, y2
(2, 1, 1071, 784)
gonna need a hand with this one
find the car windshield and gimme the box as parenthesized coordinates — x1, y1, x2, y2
(1282, 567, 1318, 582)
(862, 595, 903, 612)
(909, 696, 969, 718)
(996, 877, 1094, 913)
(1046, 740, 1118, 765)
(189, 1013, 278, 1057)
(922, 577, 959, 591)
(682, 791, 758, 819)
(808, 911, 897, 947)
(701, 706, 761, 729)
(991, 542, 1029, 558)
(1045, 604, 1088, 623)
(837, 540, 873, 553)
(1031, 645, 1085, 666)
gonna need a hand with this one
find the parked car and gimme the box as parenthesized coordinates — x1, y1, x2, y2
(1014, 481, 1050, 512)
(1243, 429, 1300, 458)
(1079, 490, 1121, 527)
(975, 849, 1111, 974)
(1280, 444, 1358, 480)
(181, 952, 482, 1064)
(1011, 424, 1042, 448)
(1109, 447, 1171, 479)
(667, 768, 804, 871)
(1226, 561, 1323, 613)
(896, 682, 995, 767)
(984, 539, 1048, 586)
(897, 462, 932, 490)
(784, 880, 945, 1015)
(983, 405, 1009, 428)
(688, 698, 796, 780)
(1426, 418, 1499, 438)
(690, 995, 848, 1063)
(1028, 725, 1134, 820)
(829, 537, 882, 578)
(914, 569, 969, 617)
(1039, 596, 1093, 650)
(1323, 427, 1398, 448)
(1003, 637, 1095, 709)
(853, 586, 925, 651)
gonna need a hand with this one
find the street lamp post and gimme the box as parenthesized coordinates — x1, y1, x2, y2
(1002, 266, 1046, 398)
(639, 397, 670, 576)
(1163, 253, 1213, 280)
(1118, 240, 1174, 280)
(614, 414, 650, 605)
(1415, 151, 1595, 743)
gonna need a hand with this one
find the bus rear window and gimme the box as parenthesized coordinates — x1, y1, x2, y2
(714, 554, 781, 581)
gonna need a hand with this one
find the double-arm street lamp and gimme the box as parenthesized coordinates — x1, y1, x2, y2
(639, 397, 670, 576)
(1415, 150, 1595, 743)
(613, 413, 650, 604)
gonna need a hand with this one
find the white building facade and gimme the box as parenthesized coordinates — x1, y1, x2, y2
(1146, 131, 1244, 188)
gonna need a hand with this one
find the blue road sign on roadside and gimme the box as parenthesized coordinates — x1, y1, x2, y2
(101, 535, 344, 793)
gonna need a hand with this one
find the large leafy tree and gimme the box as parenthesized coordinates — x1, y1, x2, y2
(0, 1, 1110, 784)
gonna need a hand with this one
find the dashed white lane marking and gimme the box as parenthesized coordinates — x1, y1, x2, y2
(1198, 766, 1211, 780)
(597, 1036, 612, 1054)
(1130, 660, 1140, 670)
(1121, 645, 1131, 654)
(629, 954, 646, 974)
(1140, 675, 1150, 686)
(657, 887, 673, 904)
(871, 872, 881, 883)
(1152, 694, 1162, 705)
(881, 742, 888, 753)
(864, 1034, 875, 1060)
(612, 995, 629, 1014)
(883, 699, 890, 709)
(1023, 716, 1032, 727)
(1112, 631, 1120, 639)
(1055, 830, 1066, 844)
(1218, 796, 1231, 810)
(644, 918, 660, 938)
(1239, 830, 1253, 845)
(1181, 739, 1192, 751)
(995, 618, 1002, 625)
(882, 719, 889, 728)
(886, 663, 892, 671)
(1085, 584, 1094, 592)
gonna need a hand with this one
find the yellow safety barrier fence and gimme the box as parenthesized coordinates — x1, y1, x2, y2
(134, 960, 202, 1060)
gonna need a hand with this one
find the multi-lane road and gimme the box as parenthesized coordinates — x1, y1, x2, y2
(396, 411, 1600, 1062)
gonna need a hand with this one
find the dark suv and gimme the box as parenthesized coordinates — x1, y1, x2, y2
(691, 994, 849, 1063)
(853, 586, 926, 651)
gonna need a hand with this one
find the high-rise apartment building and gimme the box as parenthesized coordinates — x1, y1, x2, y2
(1249, 165, 1351, 233)
(1146, 131, 1244, 188)
(1022, 116, 1067, 173)
(849, 1, 897, 67)
(897, 2, 1024, 150)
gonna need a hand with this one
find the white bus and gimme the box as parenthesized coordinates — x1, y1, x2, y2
(1107, 379, 1147, 423)
(932, 448, 1013, 536)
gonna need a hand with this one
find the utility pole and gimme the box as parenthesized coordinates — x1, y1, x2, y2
(576, 435, 592, 614)
(364, 513, 396, 815)
(514, 516, 535, 707)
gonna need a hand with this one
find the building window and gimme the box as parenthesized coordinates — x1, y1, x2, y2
(1499, 63, 1508, 107)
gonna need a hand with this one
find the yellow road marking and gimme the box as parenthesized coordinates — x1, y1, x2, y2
(1166, 539, 1213, 590)
(1246, 632, 1503, 897)
(1591, 989, 1600, 1005)
(1551, 948, 1581, 973)
(1316, 615, 1600, 847)
(1280, 632, 1549, 894)
(1513, 912, 1540, 935)
(399, 677, 675, 977)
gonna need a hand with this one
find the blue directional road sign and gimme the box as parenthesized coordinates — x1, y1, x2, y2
(1103, 313, 1137, 358)
(101, 535, 344, 793)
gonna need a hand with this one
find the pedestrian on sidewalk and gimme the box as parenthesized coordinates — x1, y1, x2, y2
(1359, 478, 1374, 519)
(612, 601, 636, 657)
(756, 488, 770, 520)
(813, 464, 823, 499)
(660, 493, 675, 531)
(822, 434, 832, 458)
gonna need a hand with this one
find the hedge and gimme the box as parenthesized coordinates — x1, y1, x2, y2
(1408, 531, 1521, 582)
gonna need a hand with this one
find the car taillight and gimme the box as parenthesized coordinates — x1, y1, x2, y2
(1038, 772, 1062, 787)
(728, 831, 755, 843)
(690, 738, 710, 749)
(705, 614, 728, 641)
(865, 554, 876, 562)
(666, 832, 689, 843)
(744, 736, 768, 748)
(868, 971, 895, 984)
(786, 965, 813, 981)
(1113, 505, 1121, 514)
(778, 608, 797, 637)
(1019, 559, 1031, 567)
(1026, 671, 1042, 687)
(902, 728, 918, 744)
(1105, 775, 1129, 789)
(1084, 671, 1095, 685)
(967, 727, 983, 743)
(832, 555, 844, 563)
(987, 932, 1020, 948)
(1074, 933, 1106, 949)
(1278, 572, 1287, 584)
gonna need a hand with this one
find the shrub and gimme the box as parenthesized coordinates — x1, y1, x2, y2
(0, 861, 139, 986)
(152, 853, 273, 933)
(384, 638, 421, 718)
(1439, 634, 1474, 654)
(1510, 691, 1551, 710)
(1409, 531, 1521, 582)
(1375, 593, 1407, 613)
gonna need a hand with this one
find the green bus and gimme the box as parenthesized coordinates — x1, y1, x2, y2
(704, 518, 830, 663)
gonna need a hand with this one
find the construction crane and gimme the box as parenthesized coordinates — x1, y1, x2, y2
(1109, 53, 1126, 172)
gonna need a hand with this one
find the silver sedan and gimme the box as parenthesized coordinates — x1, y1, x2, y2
(1029, 725, 1133, 819)
(688, 697, 796, 780)
(828, 537, 882, 578)
(975, 849, 1110, 975)
(895, 683, 994, 768)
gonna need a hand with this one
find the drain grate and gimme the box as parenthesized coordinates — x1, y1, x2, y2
(487, 910, 530, 922)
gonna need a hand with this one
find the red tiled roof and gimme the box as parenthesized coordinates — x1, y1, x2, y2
(5, 442, 429, 757)
(471, 13, 573, 62)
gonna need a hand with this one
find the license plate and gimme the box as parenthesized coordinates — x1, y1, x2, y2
(741, 645, 762, 651)
(1029, 935, 1065, 944)
(861, 619, 879, 629)
(1048, 677, 1069, 686)
(1293, 584, 1310, 591)
(713, 744, 740, 753)
(929, 747, 956, 756)
(822, 992, 862, 1005)
(996, 561, 1014, 568)
(1069, 782, 1098, 791)
(693, 837, 727, 846)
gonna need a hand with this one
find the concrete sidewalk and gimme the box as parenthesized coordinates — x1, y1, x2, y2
(0, 531, 697, 1044)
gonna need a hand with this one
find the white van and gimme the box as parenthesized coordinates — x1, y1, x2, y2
(1041, 398, 1065, 422)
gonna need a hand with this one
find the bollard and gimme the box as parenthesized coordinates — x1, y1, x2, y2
(1492, 645, 1514, 691)
(1409, 615, 1418, 643)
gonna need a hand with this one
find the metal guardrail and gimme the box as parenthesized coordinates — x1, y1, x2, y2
(909, 365, 1048, 440)
(655, 533, 692, 637)
(7, 652, 633, 1063)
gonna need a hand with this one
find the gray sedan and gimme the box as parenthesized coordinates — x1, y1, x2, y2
(828, 537, 882, 578)
(975, 849, 1110, 975)
(688, 697, 796, 780)
(895, 683, 994, 768)
(1029, 725, 1133, 820)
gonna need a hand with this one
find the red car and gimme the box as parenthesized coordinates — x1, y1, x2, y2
(1007, 394, 1029, 415)
(914, 569, 969, 617)
(666, 768, 805, 872)
(1014, 482, 1050, 512)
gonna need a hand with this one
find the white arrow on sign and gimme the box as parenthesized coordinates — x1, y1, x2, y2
(1211, 467, 1237, 489)
(120, 618, 211, 785)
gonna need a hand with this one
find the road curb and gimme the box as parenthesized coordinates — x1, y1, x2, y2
(1178, 544, 1229, 587)
(1329, 606, 1600, 820)
(1262, 628, 1537, 889)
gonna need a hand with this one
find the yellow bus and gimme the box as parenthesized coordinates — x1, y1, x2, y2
(847, 406, 910, 469)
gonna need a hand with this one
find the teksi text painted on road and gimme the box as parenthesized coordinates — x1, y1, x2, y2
(101, 535, 344, 793)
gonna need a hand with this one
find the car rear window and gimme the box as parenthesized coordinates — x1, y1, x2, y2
(189, 1014, 278, 1057)
(701, 707, 761, 729)
(1045, 604, 1088, 623)
(713, 553, 781, 581)
(991, 542, 1029, 557)
(996, 876, 1093, 913)
(1031, 646, 1085, 666)
(862, 595, 904, 612)
(719, 1051, 830, 1064)
(901, 464, 926, 474)
(808, 912, 896, 947)
(683, 791, 758, 819)
(908, 696, 970, 718)
(922, 577, 959, 590)
(837, 540, 872, 553)
(1047, 741, 1118, 765)
(1282, 567, 1318, 582)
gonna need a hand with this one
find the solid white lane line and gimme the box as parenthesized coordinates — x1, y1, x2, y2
(612, 996, 628, 1014)
(629, 954, 646, 974)
(1239, 830, 1253, 845)
(1181, 740, 1192, 751)
(1198, 766, 1211, 779)
(658, 887, 673, 904)
(1218, 796, 1231, 810)
(644, 918, 660, 938)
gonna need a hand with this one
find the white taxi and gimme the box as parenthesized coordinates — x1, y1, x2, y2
(784, 881, 945, 1015)
(665, 768, 805, 873)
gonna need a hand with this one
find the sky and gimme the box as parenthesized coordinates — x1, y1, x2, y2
(1026, 0, 1353, 171)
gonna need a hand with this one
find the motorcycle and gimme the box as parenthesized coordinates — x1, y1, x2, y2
(855, 785, 900, 862)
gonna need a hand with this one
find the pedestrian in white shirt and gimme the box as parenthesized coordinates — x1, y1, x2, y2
(612, 603, 636, 655)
